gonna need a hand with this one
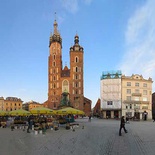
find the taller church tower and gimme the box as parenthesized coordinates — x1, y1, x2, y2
(48, 20, 84, 111)
(48, 20, 62, 109)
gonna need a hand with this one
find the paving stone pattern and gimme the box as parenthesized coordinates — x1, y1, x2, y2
(0, 118, 155, 155)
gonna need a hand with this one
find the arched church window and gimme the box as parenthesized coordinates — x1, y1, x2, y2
(76, 74, 78, 80)
(53, 76, 56, 81)
(62, 80, 69, 92)
(53, 83, 56, 88)
(75, 56, 79, 63)
(75, 67, 78, 72)
(53, 61, 56, 66)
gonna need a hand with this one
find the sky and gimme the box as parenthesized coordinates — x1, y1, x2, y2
(0, 0, 155, 108)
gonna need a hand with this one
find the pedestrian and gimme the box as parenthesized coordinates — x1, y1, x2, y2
(88, 115, 91, 122)
(27, 115, 33, 133)
(119, 116, 128, 136)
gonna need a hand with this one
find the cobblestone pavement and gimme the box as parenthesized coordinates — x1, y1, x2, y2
(1, 118, 155, 155)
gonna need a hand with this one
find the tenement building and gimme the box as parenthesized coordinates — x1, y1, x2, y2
(121, 74, 153, 120)
(2, 97, 23, 111)
(0, 97, 4, 110)
(100, 70, 122, 118)
(22, 100, 43, 111)
(47, 20, 91, 112)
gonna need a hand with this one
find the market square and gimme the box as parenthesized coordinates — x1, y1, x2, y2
(1, 118, 155, 155)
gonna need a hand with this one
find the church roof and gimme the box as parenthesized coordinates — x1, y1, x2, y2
(61, 66, 70, 77)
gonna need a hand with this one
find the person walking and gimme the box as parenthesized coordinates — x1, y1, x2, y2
(27, 115, 33, 133)
(88, 115, 92, 122)
(119, 116, 128, 136)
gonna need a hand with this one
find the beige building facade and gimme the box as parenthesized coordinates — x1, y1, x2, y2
(22, 100, 43, 111)
(122, 74, 153, 120)
(3, 97, 23, 111)
(0, 97, 4, 110)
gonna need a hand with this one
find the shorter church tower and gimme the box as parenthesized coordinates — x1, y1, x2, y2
(69, 35, 84, 110)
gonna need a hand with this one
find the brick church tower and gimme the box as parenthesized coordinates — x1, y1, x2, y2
(47, 20, 84, 111)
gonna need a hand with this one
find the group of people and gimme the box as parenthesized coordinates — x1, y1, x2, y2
(27, 115, 47, 133)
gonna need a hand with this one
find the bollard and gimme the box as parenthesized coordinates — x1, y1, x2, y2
(34, 130, 38, 135)
(39, 130, 42, 134)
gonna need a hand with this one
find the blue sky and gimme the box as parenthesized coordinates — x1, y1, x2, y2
(0, 0, 155, 108)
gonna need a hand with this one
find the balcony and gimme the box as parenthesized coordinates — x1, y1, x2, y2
(132, 93, 142, 97)
(123, 100, 150, 104)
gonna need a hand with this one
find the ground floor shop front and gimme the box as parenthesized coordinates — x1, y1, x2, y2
(122, 109, 152, 120)
(101, 109, 121, 119)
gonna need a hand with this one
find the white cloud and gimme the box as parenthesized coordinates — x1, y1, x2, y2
(61, 0, 78, 14)
(119, 0, 155, 91)
(61, 0, 93, 14)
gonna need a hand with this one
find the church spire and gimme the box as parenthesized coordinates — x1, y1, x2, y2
(49, 13, 62, 47)
(53, 12, 59, 35)
(53, 20, 58, 35)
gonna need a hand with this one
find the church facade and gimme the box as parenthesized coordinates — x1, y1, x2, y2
(47, 20, 91, 112)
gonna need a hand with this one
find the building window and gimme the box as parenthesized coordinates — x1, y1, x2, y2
(126, 105, 128, 109)
(53, 83, 56, 88)
(107, 101, 113, 105)
(75, 82, 78, 87)
(127, 82, 131, 86)
(75, 67, 78, 72)
(130, 104, 132, 109)
(53, 76, 56, 81)
(62, 80, 69, 92)
(75, 74, 78, 80)
(143, 83, 147, 87)
(127, 89, 131, 94)
(135, 83, 139, 87)
(134, 97, 139, 101)
(143, 90, 147, 95)
(76, 90, 78, 94)
(53, 61, 56, 66)
(75, 56, 79, 63)
(143, 97, 147, 101)
(126, 96, 131, 101)
(142, 106, 148, 109)
(135, 89, 139, 93)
